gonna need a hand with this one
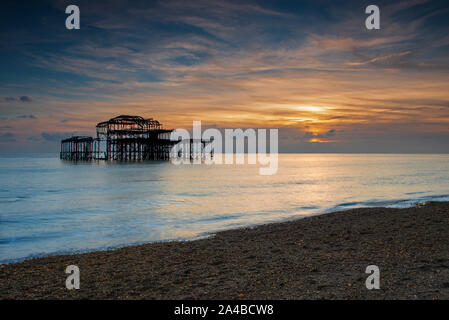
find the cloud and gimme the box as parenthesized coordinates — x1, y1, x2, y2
(326, 129, 336, 137)
(19, 96, 32, 102)
(347, 51, 412, 66)
(302, 128, 337, 142)
(17, 114, 37, 119)
(387, 0, 430, 15)
(4, 96, 33, 103)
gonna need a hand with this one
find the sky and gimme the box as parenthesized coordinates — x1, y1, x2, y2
(0, 0, 448, 153)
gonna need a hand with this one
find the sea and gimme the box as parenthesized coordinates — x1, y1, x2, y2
(1, 153, 448, 264)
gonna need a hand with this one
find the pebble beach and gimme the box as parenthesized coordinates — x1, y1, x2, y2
(1, 202, 448, 299)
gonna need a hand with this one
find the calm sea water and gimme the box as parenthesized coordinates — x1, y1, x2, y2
(1, 153, 449, 264)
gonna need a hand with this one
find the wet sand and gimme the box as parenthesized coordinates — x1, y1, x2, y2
(1, 202, 448, 300)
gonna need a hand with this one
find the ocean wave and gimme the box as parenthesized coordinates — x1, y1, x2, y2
(330, 194, 449, 211)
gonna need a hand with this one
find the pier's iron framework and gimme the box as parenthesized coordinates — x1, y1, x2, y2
(60, 115, 210, 161)
(60, 136, 94, 161)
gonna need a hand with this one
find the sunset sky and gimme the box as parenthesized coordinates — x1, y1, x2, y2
(1, 0, 448, 153)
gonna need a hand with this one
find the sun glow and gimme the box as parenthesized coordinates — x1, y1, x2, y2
(293, 105, 330, 113)
(309, 138, 332, 143)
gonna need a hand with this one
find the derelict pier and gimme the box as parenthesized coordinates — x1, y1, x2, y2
(60, 115, 210, 161)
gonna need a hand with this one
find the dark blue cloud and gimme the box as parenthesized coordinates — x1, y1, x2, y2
(19, 96, 32, 102)
(302, 129, 337, 140)
(17, 114, 37, 119)
(3, 96, 32, 102)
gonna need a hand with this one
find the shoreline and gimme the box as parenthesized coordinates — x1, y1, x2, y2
(1, 202, 448, 299)
(3, 195, 447, 266)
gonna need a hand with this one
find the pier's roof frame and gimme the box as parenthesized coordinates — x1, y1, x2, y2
(96, 115, 171, 137)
